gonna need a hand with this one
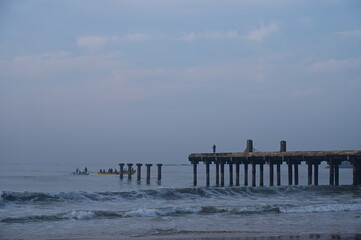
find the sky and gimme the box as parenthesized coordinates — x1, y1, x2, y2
(1, 0, 361, 165)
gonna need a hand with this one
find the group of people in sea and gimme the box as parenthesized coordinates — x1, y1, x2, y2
(75, 167, 87, 174)
(99, 168, 118, 173)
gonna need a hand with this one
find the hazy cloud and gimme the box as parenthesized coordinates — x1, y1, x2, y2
(310, 58, 361, 73)
(245, 20, 279, 42)
(336, 30, 361, 38)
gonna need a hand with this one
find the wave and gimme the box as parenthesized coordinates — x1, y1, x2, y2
(1, 185, 360, 204)
(2, 203, 361, 224)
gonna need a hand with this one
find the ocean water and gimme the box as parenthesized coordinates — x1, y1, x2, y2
(1, 161, 361, 240)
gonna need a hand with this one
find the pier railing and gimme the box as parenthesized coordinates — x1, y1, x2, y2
(188, 140, 361, 187)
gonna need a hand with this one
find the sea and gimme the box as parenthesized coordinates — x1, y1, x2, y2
(1, 160, 361, 240)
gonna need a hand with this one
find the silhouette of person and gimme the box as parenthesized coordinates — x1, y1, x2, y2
(213, 145, 216, 153)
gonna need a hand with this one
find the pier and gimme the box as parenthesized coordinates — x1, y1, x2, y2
(188, 140, 361, 187)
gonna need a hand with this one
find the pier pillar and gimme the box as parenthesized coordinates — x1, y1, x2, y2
(192, 162, 197, 186)
(246, 139, 253, 152)
(335, 162, 340, 186)
(136, 163, 142, 182)
(277, 163, 281, 186)
(294, 163, 299, 186)
(307, 162, 312, 185)
(220, 162, 225, 187)
(329, 162, 335, 186)
(127, 163, 133, 180)
(260, 163, 264, 187)
(119, 163, 124, 180)
(244, 163, 248, 186)
(280, 140, 286, 152)
(205, 162, 210, 187)
(252, 163, 256, 187)
(288, 162, 293, 185)
(352, 158, 361, 186)
(157, 164, 162, 182)
(229, 163, 233, 186)
(215, 162, 219, 186)
(314, 163, 319, 186)
(146, 164, 152, 184)
(235, 162, 240, 186)
(269, 163, 274, 186)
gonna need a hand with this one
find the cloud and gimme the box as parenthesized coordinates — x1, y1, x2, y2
(179, 31, 240, 42)
(245, 20, 279, 42)
(310, 58, 361, 73)
(77, 34, 151, 49)
(335, 30, 361, 38)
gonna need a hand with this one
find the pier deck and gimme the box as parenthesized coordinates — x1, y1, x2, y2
(188, 140, 361, 187)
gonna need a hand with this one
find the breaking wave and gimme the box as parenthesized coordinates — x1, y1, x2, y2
(1, 185, 360, 205)
(2, 203, 361, 224)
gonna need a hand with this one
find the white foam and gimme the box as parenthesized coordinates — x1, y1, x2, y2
(280, 204, 361, 213)
(63, 210, 96, 219)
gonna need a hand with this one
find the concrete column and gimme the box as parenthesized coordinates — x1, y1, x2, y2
(192, 162, 197, 186)
(145, 164, 152, 184)
(247, 140, 253, 152)
(235, 163, 240, 186)
(280, 140, 286, 152)
(269, 163, 274, 186)
(314, 163, 319, 186)
(277, 163, 281, 186)
(294, 163, 299, 186)
(229, 163, 233, 186)
(335, 163, 339, 186)
(206, 162, 210, 187)
(119, 163, 124, 179)
(288, 162, 293, 185)
(307, 163, 313, 185)
(260, 163, 264, 187)
(157, 164, 162, 181)
(329, 162, 334, 186)
(215, 162, 219, 186)
(220, 162, 225, 187)
(127, 163, 133, 180)
(252, 163, 256, 187)
(244, 163, 248, 186)
(136, 163, 142, 182)
(352, 160, 360, 186)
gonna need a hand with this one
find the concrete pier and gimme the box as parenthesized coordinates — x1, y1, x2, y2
(157, 164, 162, 181)
(146, 164, 152, 184)
(136, 163, 142, 182)
(119, 163, 124, 179)
(127, 163, 133, 180)
(189, 140, 361, 187)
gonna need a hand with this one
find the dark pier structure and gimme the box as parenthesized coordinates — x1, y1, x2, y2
(188, 140, 361, 187)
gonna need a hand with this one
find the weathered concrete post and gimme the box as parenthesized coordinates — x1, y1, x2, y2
(260, 162, 264, 187)
(314, 163, 319, 186)
(127, 163, 133, 180)
(288, 161, 293, 185)
(192, 162, 197, 186)
(244, 163, 248, 186)
(335, 162, 340, 186)
(229, 162, 233, 186)
(294, 163, 299, 185)
(252, 162, 256, 187)
(157, 164, 162, 182)
(329, 161, 335, 186)
(220, 162, 225, 187)
(119, 163, 125, 179)
(145, 164, 152, 184)
(235, 162, 240, 186)
(269, 162, 274, 186)
(246, 139, 253, 152)
(351, 157, 361, 186)
(307, 162, 313, 185)
(215, 162, 219, 186)
(205, 162, 210, 187)
(136, 163, 142, 182)
(280, 140, 286, 152)
(277, 163, 281, 186)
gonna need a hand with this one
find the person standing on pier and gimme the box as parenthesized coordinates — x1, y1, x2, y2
(213, 145, 216, 153)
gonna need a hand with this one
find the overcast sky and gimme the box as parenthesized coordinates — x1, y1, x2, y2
(1, 0, 361, 165)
